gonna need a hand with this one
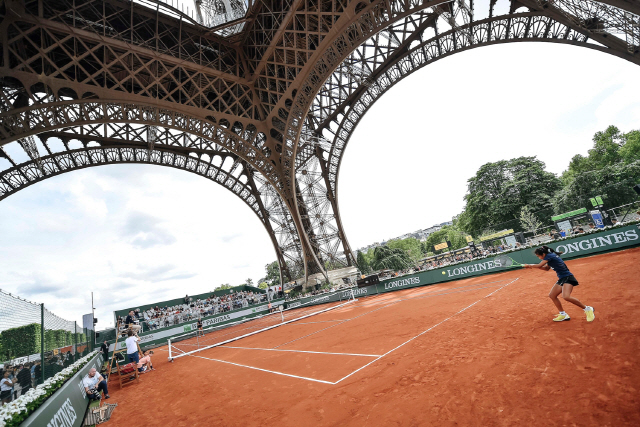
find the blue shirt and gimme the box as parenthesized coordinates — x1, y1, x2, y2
(544, 253, 572, 279)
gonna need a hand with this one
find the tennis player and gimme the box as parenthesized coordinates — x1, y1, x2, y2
(524, 245, 595, 322)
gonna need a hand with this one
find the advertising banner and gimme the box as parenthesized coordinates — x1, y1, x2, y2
(21, 353, 104, 427)
(285, 225, 639, 310)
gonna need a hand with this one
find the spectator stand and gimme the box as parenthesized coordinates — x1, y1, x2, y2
(112, 284, 268, 333)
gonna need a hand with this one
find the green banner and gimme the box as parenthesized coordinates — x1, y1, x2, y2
(20, 352, 104, 427)
(552, 207, 588, 221)
(550, 225, 639, 259)
(285, 225, 639, 309)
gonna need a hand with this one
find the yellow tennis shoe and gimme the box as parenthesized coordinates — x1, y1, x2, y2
(584, 306, 595, 322)
(553, 313, 570, 322)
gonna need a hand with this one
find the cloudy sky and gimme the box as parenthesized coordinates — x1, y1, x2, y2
(1, 41, 639, 329)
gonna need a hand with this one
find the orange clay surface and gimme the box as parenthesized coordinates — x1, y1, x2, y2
(106, 248, 640, 426)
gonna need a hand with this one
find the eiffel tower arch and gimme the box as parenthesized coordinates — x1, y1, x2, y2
(1, 0, 638, 284)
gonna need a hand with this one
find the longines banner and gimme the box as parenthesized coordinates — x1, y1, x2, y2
(288, 224, 639, 307)
(20, 353, 104, 427)
(107, 299, 285, 354)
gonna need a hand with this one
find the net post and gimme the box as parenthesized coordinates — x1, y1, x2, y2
(168, 338, 172, 361)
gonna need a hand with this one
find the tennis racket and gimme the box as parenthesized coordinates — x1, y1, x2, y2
(494, 254, 524, 269)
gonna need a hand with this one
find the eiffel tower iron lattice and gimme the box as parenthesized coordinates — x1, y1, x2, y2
(1, 0, 639, 283)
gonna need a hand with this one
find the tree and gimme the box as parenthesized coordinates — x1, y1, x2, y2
(259, 261, 281, 287)
(387, 237, 423, 263)
(561, 126, 640, 184)
(519, 206, 543, 235)
(218, 284, 231, 290)
(554, 126, 640, 212)
(553, 160, 640, 212)
(423, 226, 468, 254)
(461, 157, 561, 235)
(371, 246, 413, 271)
(619, 130, 640, 164)
(356, 251, 371, 274)
(258, 282, 269, 289)
(245, 278, 254, 287)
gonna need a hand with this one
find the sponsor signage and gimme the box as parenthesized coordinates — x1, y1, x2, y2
(21, 353, 104, 427)
(286, 225, 640, 311)
(590, 210, 605, 228)
(434, 242, 449, 251)
(552, 208, 587, 221)
(552, 226, 639, 258)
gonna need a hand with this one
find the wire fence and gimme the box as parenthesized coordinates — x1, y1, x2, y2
(0, 289, 95, 403)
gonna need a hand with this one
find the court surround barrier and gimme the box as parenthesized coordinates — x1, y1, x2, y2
(6, 352, 103, 427)
(288, 224, 640, 308)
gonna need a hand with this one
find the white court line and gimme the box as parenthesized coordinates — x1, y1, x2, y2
(170, 298, 357, 360)
(220, 345, 381, 357)
(181, 278, 518, 385)
(332, 277, 520, 385)
(272, 282, 504, 349)
(273, 300, 401, 348)
(192, 354, 334, 384)
(286, 320, 346, 325)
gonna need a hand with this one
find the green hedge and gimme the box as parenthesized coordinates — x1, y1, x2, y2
(1, 324, 89, 361)
(0, 323, 41, 361)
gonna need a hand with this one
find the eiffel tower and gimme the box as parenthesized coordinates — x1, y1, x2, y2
(1, 0, 639, 283)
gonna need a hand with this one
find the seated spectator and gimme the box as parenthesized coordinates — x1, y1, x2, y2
(588, 223, 595, 230)
(137, 350, 155, 373)
(124, 310, 141, 335)
(83, 367, 110, 400)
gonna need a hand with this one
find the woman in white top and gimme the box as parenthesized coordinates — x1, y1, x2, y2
(1, 370, 17, 404)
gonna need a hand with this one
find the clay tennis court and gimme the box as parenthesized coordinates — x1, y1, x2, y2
(106, 248, 640, 426)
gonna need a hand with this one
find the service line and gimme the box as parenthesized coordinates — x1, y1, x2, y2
(220, 345, 381, 358)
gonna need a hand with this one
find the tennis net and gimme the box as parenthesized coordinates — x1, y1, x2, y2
(168, 289, 357, 360)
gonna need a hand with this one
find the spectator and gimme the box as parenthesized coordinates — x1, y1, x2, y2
(125, 330, 141, 364)
(137, 350, 155, 373)
(83, 367, 110, 400)
(125, 310, 141, 334)
(101, 340, 109, 361)
(30, 362, 36, 388)
(33, 361, 41, 387)
(1, 370, 16, 404)
(17, 364, 32, 395)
